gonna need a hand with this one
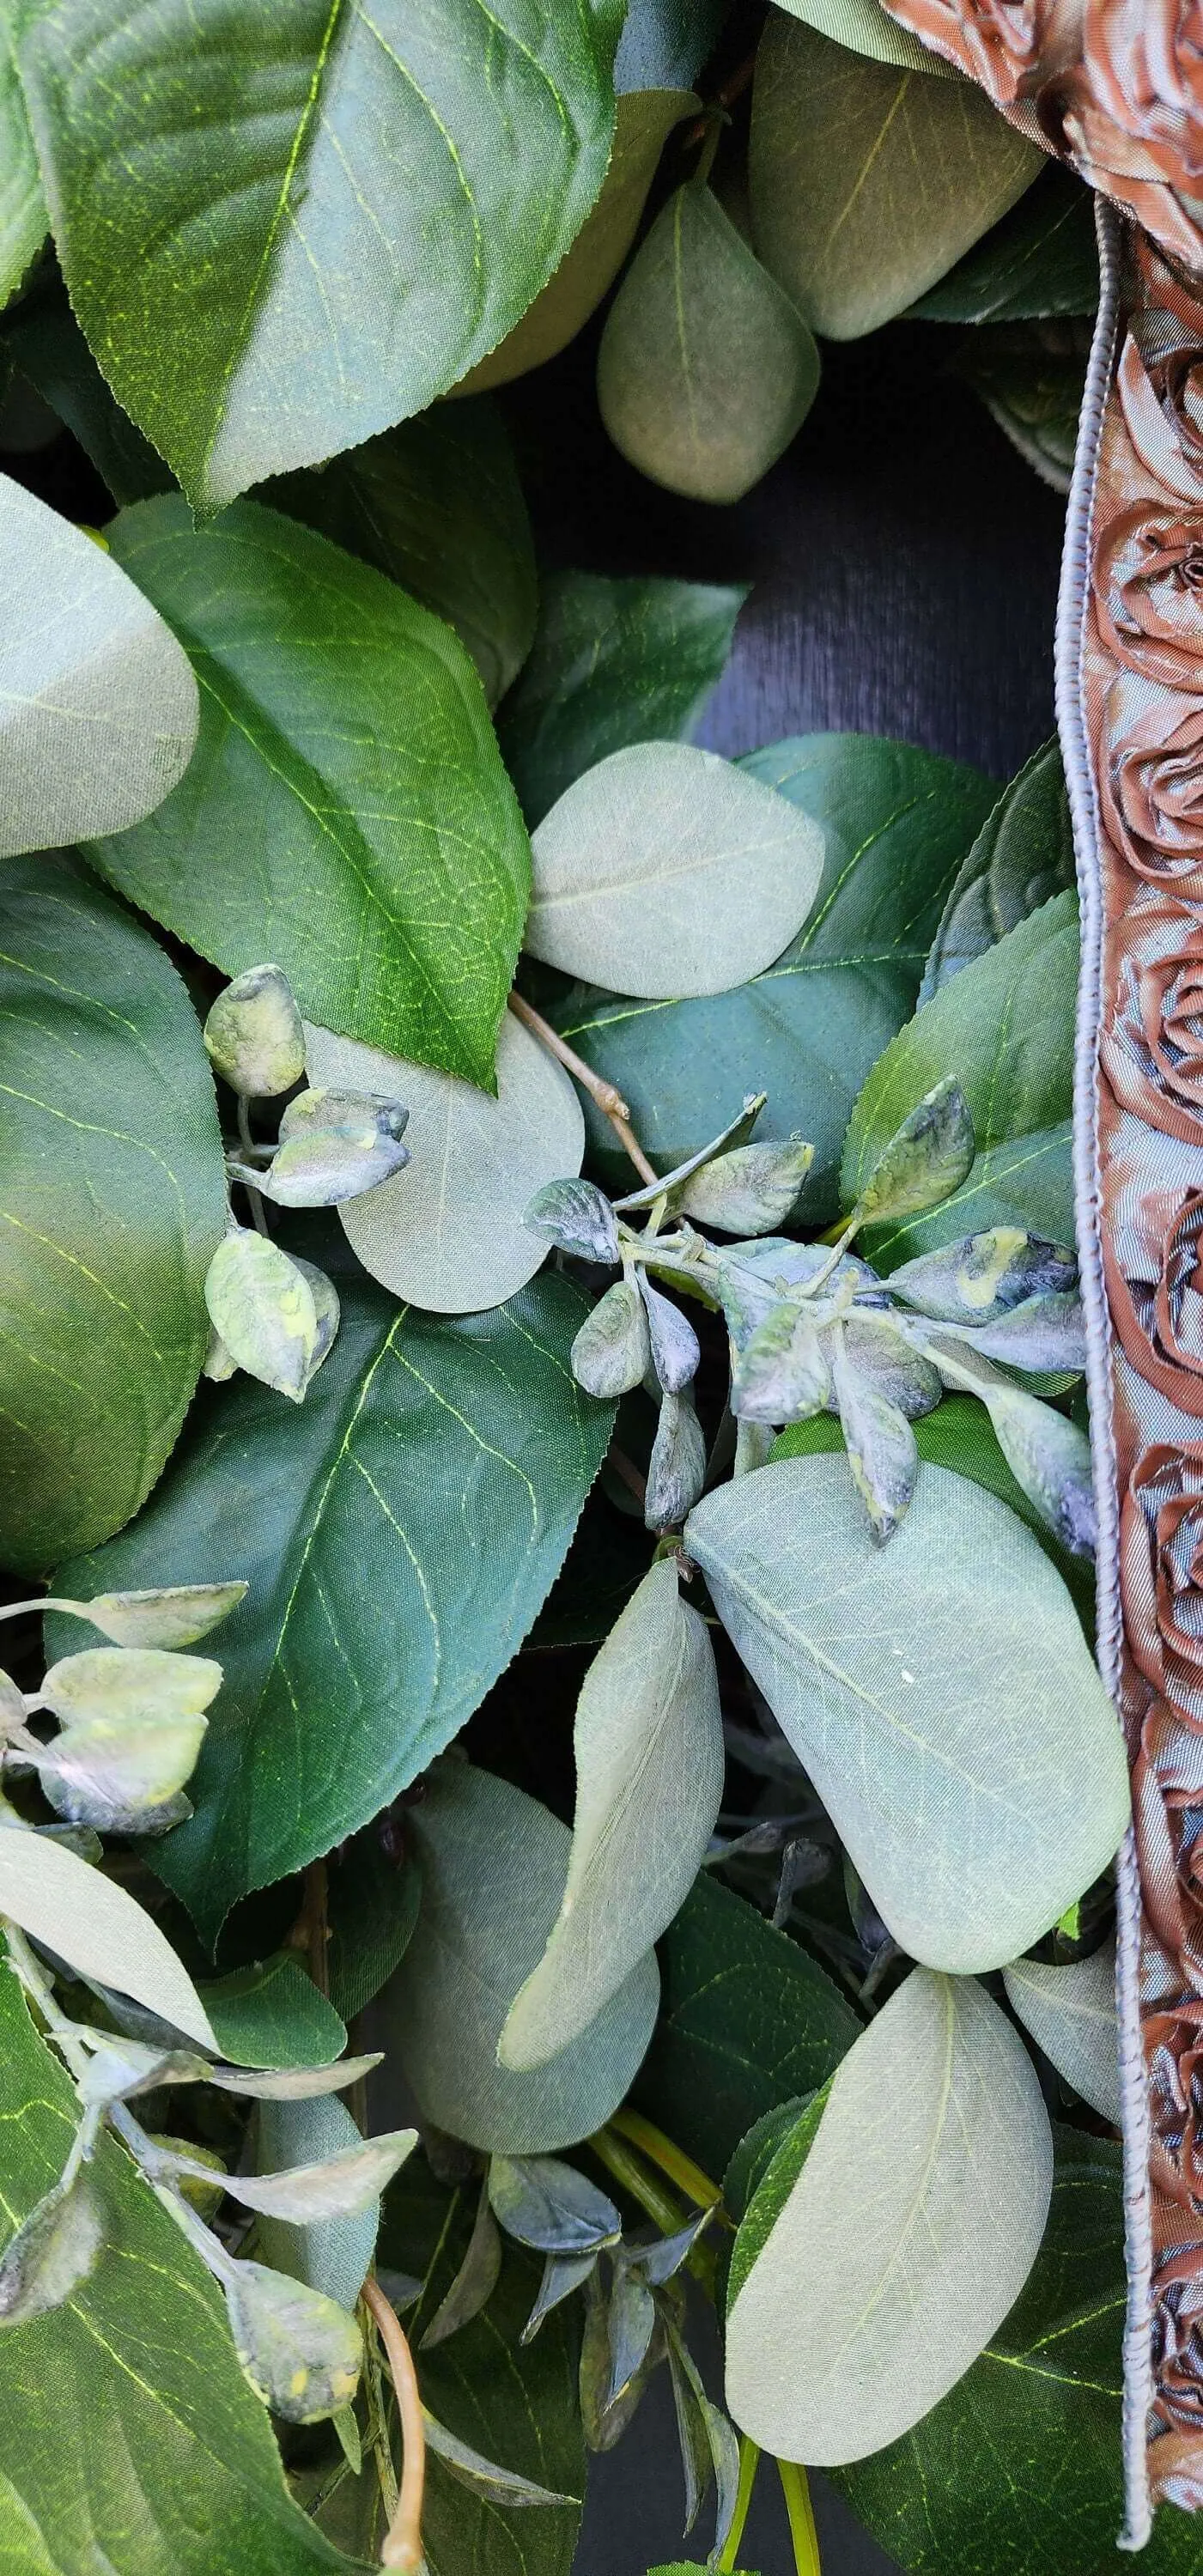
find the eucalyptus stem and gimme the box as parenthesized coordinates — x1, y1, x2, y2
(507, 990, 659, 1186)
(362, 2275, 427, 2573)
(5, 1924, 91, 2080)
(779, 2458, 823, 2576)
(608, 2106, 722, 2211)
(235, 1094, 272, 1236)
(716, 2437, 760, 2573)
(589, 2125, 715, 2289)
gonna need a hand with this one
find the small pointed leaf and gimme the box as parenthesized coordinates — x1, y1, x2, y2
(605, 2268, 657, 2410)
(0, 2173, 104, 2326)
(646, 1391, 707, 1531)
(422, 2405, 580, 2508)
(172, 2128, 415, 2225)
(927, 1338, 1096, 1555)
(204, 1232, 318, 1403)
(421, 2182, 502, 2348)
(940, 1290, 1086, 1376)
(526, 1176, 621, 1266)
(70, 1583, 248, 1649)
(1003, 1941, 1121, 2125)
(680, 1138, 816, 1236)
(730, 1301, 831, 1425)
(224, 2261, 362, 2424)
(852, 1077, 975, 1226)
(571, 1281, 653, 1398)
(488, 2154, 622, 2256)
(521, 2247, 598, 2343)
(886, 1228, 1076, 1326)
(830, 1330, 918, 1544)
(638, 1278, 701, 1394)
(0, 1832, 219, 2048)
(611, 1097, 766, 1215)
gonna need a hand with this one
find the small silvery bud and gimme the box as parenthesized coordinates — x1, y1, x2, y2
(526, 1177, 621, 1266)
(224, 2261, 363, 2422)
(251, 1088, 410, 1207)
(204, 1230, 319, 1403)
(853, 1078, 975, 1227)
(887, 1228, 1076, 1325)
(831, 1328, 917, 1545)
(637, 1276, 700, 1393)
(204, 965, 305, 1099)
(202, 1324, 238, 1382)
(0, 2175, 104, 2326)
(645, 1389, 707, 1530)
(570, 1281, 652, 1398)
(731, 1300, 830, 1424)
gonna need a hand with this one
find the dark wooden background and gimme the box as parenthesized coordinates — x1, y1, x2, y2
(503, 307, 1067, 2576)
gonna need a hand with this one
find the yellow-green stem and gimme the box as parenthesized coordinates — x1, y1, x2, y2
(588, 2126, 716, 2290)
(609, 2106, 723, 2211)
(779, 2458, 822, 2576)
(717, 2437, 760, 2572)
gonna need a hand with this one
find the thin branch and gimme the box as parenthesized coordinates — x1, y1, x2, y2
(779, 2458, 823, 2576)
(507, 992, 659, 1187)
(609, 2106, 723, 2211)
(235, 1095, 272, 1237)
(717, 2438, 760, 2573)
(363, 2275, 427, 2573)
(684, 46, 758, 146)
(606, 1444, 647, 1510)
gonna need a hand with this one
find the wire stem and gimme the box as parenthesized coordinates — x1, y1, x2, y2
(717, 2437, 760, 2573)
(507, 991, 659, 1186)
(363, 2276, 427, 2573)
(779, 2459, 823, 2576)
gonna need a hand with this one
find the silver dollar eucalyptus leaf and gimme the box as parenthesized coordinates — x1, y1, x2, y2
(927, 1337, 1096, 1555)
(679, 1136, 816, 1236)
(501, 1558, 725, 2069)
(830, 1327, 918, 1543)
(638, 1277, 700, 1392)
(886, 1228, 1077, 1326)
(421, 2180, 502, 2349)
(521, 2247, 598, 2344)
(526, 1176, 621, 1266)
(938, 1289, 1086, 1376)
(168, 2127, 415, 2223)
(611, 1096, 767, 1215)
(731, 1299, 831, 1424)
(204, 964, 306, 1099)
(1003, 1940, 1121, 2125)
(839, 1309, 943, 1418)
(570, 1279, 652, 1398)
(58, 1582, 247, 1648)
(422, 2407, 580, 2509)
(39, 1647, 222, 1729)
(224, 2261, 362, 2423)
(204, 1230, 319, 1402)
(0, 2173, 104, 2325)
(851, 1076, 975, 1226)
(488, 2154, 622, 2255)
(646, 1389, 707, 1530)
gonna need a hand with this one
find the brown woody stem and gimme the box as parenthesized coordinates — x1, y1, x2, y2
(363, 2276, 427, 2573)
(507, 991, 659, 1187)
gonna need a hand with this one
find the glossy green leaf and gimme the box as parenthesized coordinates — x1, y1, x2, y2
(457, 88, 696, 395)
(553, 731, 997, 1215)
(615, 0, 729, 89)
(960, 321, 1086, 497)
(597, 181, 820, 503)
(0, 854, 226, 1574)
(0, 1831, 219, 2046)
(0, 1965, 354, 2571)
(269, 397, 536, 708)
(0, 471, 197, 858)
(685, 1455, 1129, 1972)
(16, 0, 621, 510)
(528, 742, 823, 997)
(90, 497, 531, 1091)
(0, 30, 45, 306)
(53, 1269, 613, 1944)
(844, 890, 1079, 1268)
(1003, 1941, 1120, 2124)
(499, 570, 745, 829)
(382, 1761, 659, 2154)
(302, 1010, 584, 1314)
(200, 1956, 349, 2072)
(501, 1559, 725, 2069)
(255, 2093, 399, 2311)
(911, 164, 1099, 321)
(924, 740, 1075, 1000)
(726, 1970, 1052, 2464)
(632, 1874, 859, 2174)
(723, 2084, 831, 2304)
(748, 17, 1042, 339)
(326, 1829, 420, 2024)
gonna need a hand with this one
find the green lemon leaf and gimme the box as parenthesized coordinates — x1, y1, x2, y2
(748, 17, 1042, 339)
(0, 269, 172, 505)
(16, 0, 621, 510)
(302, 1012, 584, 1315)
(632, 1873, 859, 2175)
(1003, 1941, 1120, 2125)
(499, 569, 746, 829)
(52, 1269, 614, 1944)
(0, 472, 197, 858)
(685, 1455, 1129, 1973)
(200, 1955, 349, 2071)
(959, 322, 1085, 495)
(0, 28, 45, 306)
(596, 181, 820, 503)
(726, 1970, 1053, 2464)
(922, 740, 1076, 999)
(527, 742, 824, 997)
(269, 398, 536, 709)
(501, 1559, 725, 2069)
(0, 1964, 355, 2571)
(843, 890, 1079, 1267)
(88, 497, 531, 1090)
(384, 1760, 659, 2154)
(0, 854, 226, 1576)
(552, 731, 997, 1215)
(325, 1830, 420, 2024)
(457, 89, 697, 394)
(911, 164, 1100, 321)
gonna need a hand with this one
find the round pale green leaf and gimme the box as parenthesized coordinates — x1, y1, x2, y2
(303, 1011, 584, 1314)
(726, 1970, 1052, 2464)
(34, 1710, 207, 1833)
(41, 1647, 222, 1728)
(90, 498, 532, 1091)
(748, 17, 1042, 339)
(1003, 1941, 1120, 2125)
(597, 181, 819, 503)
(15, 0, 622, 511)
(0, 854, 228, 1576)
(224, 2261, 362, 2426)
(501, 1559, 724, 2069)
(457, 89, 697, 394)
(770, 0, 952, 73)
(64, 1583, 248, 1650)
(527, 743, 824, 997)
(0, 473, 197, 859)
(685, 1455, 1129, 1972)
(384, 1761, 659, 2154)
(0, 1826, 218, 2048)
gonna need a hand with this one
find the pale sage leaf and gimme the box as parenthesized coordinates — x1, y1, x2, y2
(941, 1289, 1086, 1376)
(646, 1391, 707, 1531)
(526, 743, 824, 998)
(726, 1970, 1053, 2463)
(501, 1559, 724, 2070)
(489, 2155, 622, 2255)
(421, 2183, 502, 2349)
(302, 1010, 584, 1314)
(422, 2405, 580, 2508)
(0, 1830, 219, 2048)
(1003, 1941, 1121, 2124)
(33, 1711, 207, 1834)
(204, 967, 305, 1100)
(852, 1077, 975, 1226)
(730, 1301, 830, 1425)
(839, 1310, 943, 1417)
(927, 1339, 1097, 1555)
(40, 1648, 222, 1729)
(526, 1177, 621, 1266)
(0, 2174, 103, 2325)
(611, 1096, 766, 1216)
(680, 1137, 816, 1236)
(204, 1233, 318, 1404)
(224, 2262, 362, 2425)
(638, 1278, 701, 1393)
(571, 1281, 653, 1399)
(173, 2127, 415, 2227)
(684, 1455, 1129, 1972)
(830, 1329, 919, 1543)
(250, 1127, 410, 1210)
(886, 1228, 1077, 1326)
(207, 2056, 383, 2104)
(65, 1583, 248, 1649)
(605, 2269, 656, 2409)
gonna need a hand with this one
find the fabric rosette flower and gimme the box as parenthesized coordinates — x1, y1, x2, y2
(876, 0, 1053, 106)
(1120, 309, 1203, 507)
(1105, 1160, 1203, 1409)
(1123, 1448, 1203, 1720)
(1100, 677, 1203, 893)
(1084, 0, 1203, 196)
(1095, 502, 1203, 693)
(1103, 885, 1203, 1135)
